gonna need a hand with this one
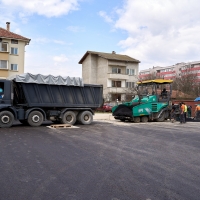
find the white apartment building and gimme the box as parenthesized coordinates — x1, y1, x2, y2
(139, 61, 200, 81)
(79, 51, 140, 103)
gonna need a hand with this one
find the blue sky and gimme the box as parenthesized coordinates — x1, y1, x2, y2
(1, 0, 200, 77)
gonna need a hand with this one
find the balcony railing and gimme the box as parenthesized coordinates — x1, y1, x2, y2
(107, 73, 129, 80)
(107, 87, 127, 93)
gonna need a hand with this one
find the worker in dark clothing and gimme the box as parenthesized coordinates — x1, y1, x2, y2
(161, 88, 168, 99)
(171, 103, 180, 122)
(187, 105, 192, 118)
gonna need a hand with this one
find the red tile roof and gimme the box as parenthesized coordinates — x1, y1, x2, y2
(0, 27, 30, 43)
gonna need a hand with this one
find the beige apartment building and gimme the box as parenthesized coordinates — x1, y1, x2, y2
(0, 22, 30, 78)
(79, 51, 140, 103)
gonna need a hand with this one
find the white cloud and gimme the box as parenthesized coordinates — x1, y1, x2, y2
(114, 0, 200, 70)
(53, 40, 66, 45)
(53, 54, 69, 62)
(67, 26, 84, 32)
(99, 11, 114, 23)
(25, 52, 81, 77)
(1, 0, 80, 17)
(31, 38, 68, 45)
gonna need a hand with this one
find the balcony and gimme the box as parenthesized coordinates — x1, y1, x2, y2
(107, 87, 127, 93)
(107, 73, 129, 80)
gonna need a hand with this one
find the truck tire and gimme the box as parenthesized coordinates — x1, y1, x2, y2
(78, 111, 93, 125)
(134, 117, 140, 123)
(28, 111, 44, 127)
(141, 116, 148, 123)
(156, 111, 165, 122)
(0, 111, 14, 128)
(61, 111, 76, 125)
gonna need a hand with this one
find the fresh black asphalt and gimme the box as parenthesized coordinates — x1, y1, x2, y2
(0, 120, 200, 200)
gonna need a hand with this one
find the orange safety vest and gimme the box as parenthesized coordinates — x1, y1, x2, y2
(196, 105, 200, 111)
(181, 104, 185, 113)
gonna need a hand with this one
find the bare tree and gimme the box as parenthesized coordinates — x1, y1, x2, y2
(138, 72, 162, 81)
(172, 69, 198, 98)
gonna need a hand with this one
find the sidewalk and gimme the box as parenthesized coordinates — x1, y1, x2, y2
(93, 113, 115, 121)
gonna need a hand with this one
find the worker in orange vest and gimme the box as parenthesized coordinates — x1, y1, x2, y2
(195, 104, 200, 120)
(180, 102, 185, 123)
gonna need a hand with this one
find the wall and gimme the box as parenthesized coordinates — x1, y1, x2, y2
(97, 57, 108, 93)
(8, 40, 26, 76)
(0, 70, 8, 78)
(126, 62, 138, 83)
(82, 55, 92, 84)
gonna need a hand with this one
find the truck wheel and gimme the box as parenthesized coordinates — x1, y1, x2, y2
(134, 117, 140, 123)
(28, 111, 44, 127)
(0, 111, 14, 128)
(78, 111, 93, 125)
(61, 111, 76, 125)
(156, 112, 165, 122)
(141, 116, 148, 123)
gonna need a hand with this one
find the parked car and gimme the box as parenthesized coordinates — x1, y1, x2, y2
(96, 104, 112, 112)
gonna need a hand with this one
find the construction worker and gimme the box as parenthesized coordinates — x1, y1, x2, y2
(180, 102, 185, 123)
(171, 103, 179, 123)
(161, 88, 168, 99)
(183, 103, 187, 122)
(187, 105, 192, 118)
(195, 104, 200, 120)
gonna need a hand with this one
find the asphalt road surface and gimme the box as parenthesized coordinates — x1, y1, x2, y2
(0, 118, 200, 200)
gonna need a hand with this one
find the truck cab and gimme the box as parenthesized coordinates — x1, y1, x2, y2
(0, 79, 13, 107)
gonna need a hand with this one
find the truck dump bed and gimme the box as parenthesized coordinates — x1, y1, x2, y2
(19, 82, 103, 108)
(11, 73, 103, 108)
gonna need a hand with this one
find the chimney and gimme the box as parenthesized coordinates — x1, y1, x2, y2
(112, 51, 116, 54)
(6, 22, 10, 31)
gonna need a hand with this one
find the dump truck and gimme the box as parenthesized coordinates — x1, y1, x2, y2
(0, 73, 103, 128)
(112, 79, 173, 122)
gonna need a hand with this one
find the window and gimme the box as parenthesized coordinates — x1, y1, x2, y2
(0, 42, 8, 52)
(11, 47, 18, 55)
(126, 82, 135, 88)
(111, 94, 121, 101)
(11, 64, 18, 71)
(126, 69, 135, 75)
(0, 60, 8, 69)
(11, 39, 18, 44)
(112, 81, 121, 87)
(112, 67, 121, 74)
